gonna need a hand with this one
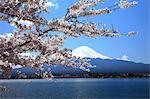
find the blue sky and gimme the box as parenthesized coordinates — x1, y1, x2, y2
(0, 0, 149, 64)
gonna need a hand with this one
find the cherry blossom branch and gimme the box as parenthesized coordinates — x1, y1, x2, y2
(0, 0, 138, 78)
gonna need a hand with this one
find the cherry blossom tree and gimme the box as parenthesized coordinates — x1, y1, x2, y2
(0, 0, 138, 78)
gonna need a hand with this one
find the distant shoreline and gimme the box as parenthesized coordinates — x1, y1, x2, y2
(0, 77, 149, 81)
(1, 76, 150, 80)
(1, 72, 149, 79)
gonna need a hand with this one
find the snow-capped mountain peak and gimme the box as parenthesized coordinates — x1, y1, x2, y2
(72, 46, 111, 59)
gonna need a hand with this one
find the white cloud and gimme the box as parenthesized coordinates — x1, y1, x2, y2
(42, 0, 59, 9)
(18, 20, 33, 26)
(121, 54, 130, 61)
(47, 1, 58, 8)
(11, 18, 33, 27)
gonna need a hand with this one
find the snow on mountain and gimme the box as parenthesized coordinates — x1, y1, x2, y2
(72, 46, 111, 59)
(116, 54, 131, 61)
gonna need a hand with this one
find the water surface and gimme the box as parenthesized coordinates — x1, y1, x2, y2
(0, 78, 149, 99)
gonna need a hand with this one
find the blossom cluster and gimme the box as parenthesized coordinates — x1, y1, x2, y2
(119, 0, 138, 9)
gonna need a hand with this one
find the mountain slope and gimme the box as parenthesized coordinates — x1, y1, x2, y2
(89, 58, 150, 73)
(11, 58, 150, 77)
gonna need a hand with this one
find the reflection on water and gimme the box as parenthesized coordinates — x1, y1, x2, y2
(0, 78, 149, 99)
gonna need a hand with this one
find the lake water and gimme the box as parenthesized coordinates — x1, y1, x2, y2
(0, 78, 149, 99)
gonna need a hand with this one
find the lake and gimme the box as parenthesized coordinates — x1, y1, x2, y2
(0, 78, 149, 99)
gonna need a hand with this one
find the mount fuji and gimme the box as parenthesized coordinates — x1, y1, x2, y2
(72, 46, 111, 59)
(9, 46, 150, 78)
